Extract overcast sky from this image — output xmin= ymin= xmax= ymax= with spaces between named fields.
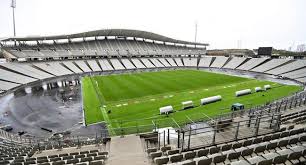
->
xmin=0 ymin=0 xmax=305 ymax=49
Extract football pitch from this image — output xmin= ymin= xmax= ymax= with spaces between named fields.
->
xmin=82 ymin=70 xmax=301 ymax=135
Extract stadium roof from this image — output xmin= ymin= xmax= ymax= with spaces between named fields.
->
xmin=1 ymin=29 xmax=209 ymax=46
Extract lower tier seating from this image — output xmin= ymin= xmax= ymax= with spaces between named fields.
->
xmin=147 ymin=127 xmax=306 ymax=165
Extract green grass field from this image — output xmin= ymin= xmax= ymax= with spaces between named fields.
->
xmin=82 ymin=70 xmax=302 ymax=135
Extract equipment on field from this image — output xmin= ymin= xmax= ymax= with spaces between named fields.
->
xmin=235 ymin=89 xmax=251 ymax=97
xmin=159 ymin=105 xmax=173 ymax=115
xmin=255 ymin=87 xmax=262 ymax=92
xmin=231 ymin=103 xmax=244 ymax=111
xmin=200 ymin=95 xmax=222 ymax=105
xmin=264 ymin=85 xmax=271 ymax=90
xmin=182 ymin=100 xmax=194 ymax=109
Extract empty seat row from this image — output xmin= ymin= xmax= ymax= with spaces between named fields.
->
xmin=159 ymin=132 xmax=306 ymax=165
xmin=148 ymin=127 xmax=306 ymax=165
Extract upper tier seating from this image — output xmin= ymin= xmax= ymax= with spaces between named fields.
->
xmin=5 ymin=39 xmax=205 ymax=58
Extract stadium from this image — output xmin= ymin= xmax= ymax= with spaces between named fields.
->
xmin=1 ymin=1 xmax=306 ymax=165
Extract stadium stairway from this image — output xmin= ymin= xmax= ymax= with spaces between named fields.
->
xmin=107 ymin=134 xmax=150 ymax=165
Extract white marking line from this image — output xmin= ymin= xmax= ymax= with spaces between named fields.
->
xmin=123 ymin=103 xmax=128 ymax=106
xmin=150 ymin=99 xmax=156 ymax=101
xmin=116 ymin=104 xmax=122 ymax=107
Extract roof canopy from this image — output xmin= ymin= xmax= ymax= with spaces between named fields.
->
xmin=1 ymin=29 xmax=209 ymax=46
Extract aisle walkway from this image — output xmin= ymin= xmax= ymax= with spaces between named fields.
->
xmin=108 ymin=135 xmax=149 ymax=165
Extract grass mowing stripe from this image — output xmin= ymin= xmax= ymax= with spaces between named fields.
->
xmin=82 ymin=70 xmax=302 ymax=131
xmin=90 ymin=77 xmax=112 ymax=125
xmin=82 ymin=77 xmax=104 ymax=124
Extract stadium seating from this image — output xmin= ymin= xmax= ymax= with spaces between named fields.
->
xmin=281 ymin=68 xmax=306 ymax=79
xmin=150 ymin=58 xmax=165 ymax=68
xmin=2 ymin=29 xmax=306 ymax=165
xmin=98 ymin=59 xmax=114 ymax=71
xmin=4 ymin=39 xmax=205 ymax=59
xmin=1 ymin=56 xmax=306 ymax=93
xmin=222 ymin=57 xmax=247 ymax=69
xmin=296 ymin=77 xmax=306 ymax=83
xmin=198 ymin=56 xmax=213 ymax=67
xmin=146 ymin=127 xmax=306 ymax=165
xmin=165 ymin=58 xmax=177 ymax=67
xmin=158 ymin=58 xmax=171 ymax=67
xmin=251 ymin=59 xmax=291 ymax=73
xmin=210 ymin=56 xmax=229 ymax=68
xmin=236 ymin=58 xmax=268 ymax=71
xmin=0 ymin=137 xmax=109 ymax=165
xmin=131 ymin=58 xmax=146 ymax=69
xmin=62 ymin=61 xmax=84 ymax=73
xmin=87 ymin=60 xmax=102 ymax=72
xmin=120 ymin=59 xmax=136 ymax=69
xmin=174 ymin=58 xmax=184 ymax=67
xmin=182 ymin=58 xmax=197 ymax=67
xmin=266 ymin=60 xmax=306 ymax=75
xmin=141 ymin=58 xmax=155 ymax=68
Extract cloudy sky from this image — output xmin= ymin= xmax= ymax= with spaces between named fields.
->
xmin=0 ymin=0 xmax=305 ymax=49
